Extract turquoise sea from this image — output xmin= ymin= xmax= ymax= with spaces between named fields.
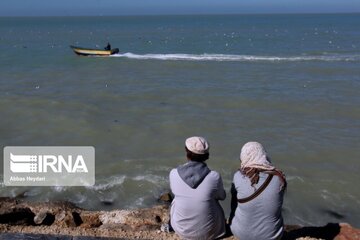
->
xmin=0 ymin=14 xmax=359 ymax=227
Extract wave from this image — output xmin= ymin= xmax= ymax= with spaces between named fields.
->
xmin=85 ymin=174 xmax=166 ymax=191
xmin=111 ymin=52 xmax=360 ymax=62
xmin=86 ymin=175 xmax=126 ymax=191
xmin=132 ymin=174 xmax=168 ymax=185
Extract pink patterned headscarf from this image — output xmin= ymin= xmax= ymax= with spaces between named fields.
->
xmin=240 ymin=141 xmax=286 ymax=190
xmin=240 ymin=142 xmax=275 ymax=171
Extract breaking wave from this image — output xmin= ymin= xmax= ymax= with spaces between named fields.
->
xmin=86 ymin=175 xmax=126 ymax=191
xmin=111 ymin=52 xmax=360 ymax=62
xmin=85 ymin=174 xmax=167 ymax=191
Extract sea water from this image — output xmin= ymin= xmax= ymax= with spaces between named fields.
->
xmin=0 ymin=14 xmax=359 ymax=227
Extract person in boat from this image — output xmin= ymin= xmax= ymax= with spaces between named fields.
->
xmin=169 ymin=136 xmax=226 ymax=240
xmin=104 ymin=42 xmax=111 ymax=50
xmin=229 ymin=141 xmax=287 ymax=240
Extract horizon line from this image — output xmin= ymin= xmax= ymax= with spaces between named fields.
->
xmin=1 ymin=11 xmax=360 ymax=18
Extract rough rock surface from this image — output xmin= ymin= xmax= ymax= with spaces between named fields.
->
xmin=0 ymin=198 xmax=359 ymax=240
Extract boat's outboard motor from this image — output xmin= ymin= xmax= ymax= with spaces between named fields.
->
xmin=111 ymin=48 xmax=120 ymax=54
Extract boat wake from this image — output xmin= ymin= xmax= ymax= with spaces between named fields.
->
xmin=111 ymin=52 xmax=360 ymax=62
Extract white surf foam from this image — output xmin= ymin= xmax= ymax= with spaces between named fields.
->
xmin=111 ymin=52 xmax=360 ymax=62
xmin=132 ymin=174 xmax=167 ymax=185
xmin=86 ymin=175 xmax=126 ymax=191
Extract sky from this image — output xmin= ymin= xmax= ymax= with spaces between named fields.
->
xmin=0 ymin=0 xmax=359 ymax=16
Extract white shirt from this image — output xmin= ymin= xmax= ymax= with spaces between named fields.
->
xmin=230 ymin=171 xmax=285 ymax=240
xmin=170 ymin=168 xmax=226 ymax=240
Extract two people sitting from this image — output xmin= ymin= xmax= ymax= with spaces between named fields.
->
xmin=169 ymin=136 xmax=287 ymax=240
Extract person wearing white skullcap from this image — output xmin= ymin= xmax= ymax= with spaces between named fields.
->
xmin=229 ymin=142 xmax=287 ymax=240
xmin=169 ymin=136 xmax=226 ymax=240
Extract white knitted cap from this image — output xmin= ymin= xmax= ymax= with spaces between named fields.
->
xmin=185 ymin=136 xmax=209 ymax=155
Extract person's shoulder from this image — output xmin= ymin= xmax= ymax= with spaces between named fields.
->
xmin=170 ymin=168 xmax=178 ymax=175
xmin=208 ymin=170 xmax=222 ymax=180
xmin=169 ymin=168 xmax=179 ymax=182
xmin=232 ymin=170 xmax=243 ymax=178
xmin=232 ymin=170 xmax=247 ymax=183
xmin=270 ymin=173 xmax=284 ymax=186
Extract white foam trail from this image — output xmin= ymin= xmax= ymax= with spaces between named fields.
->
xmin=287 ymin=175 xmax=305 ymax=183
xmin=86 ymin=175 xmax=126 ymax=191
xmin=111 ymin=52 xmax=360 ymax=62
xmin=53 ymin=186 xmax=66 ymax=192
xmin=134 ymin=197 xmax=145 ymax=207
xmin=71 ymin=193 xmax=87 ymax=204
xmin=132 ymin=174 xmax=167 ymax=185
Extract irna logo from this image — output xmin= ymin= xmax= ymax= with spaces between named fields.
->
xmin=10 ymin=153 xmax=88 ymax=173
xmin=4 ymin=146 xmax=95 ymax=186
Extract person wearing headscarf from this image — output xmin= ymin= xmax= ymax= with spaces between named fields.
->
xmin=229 ymin=142 xmax=287 ymax=240
xmin=169 ymin=136 xmax=226 ymax=240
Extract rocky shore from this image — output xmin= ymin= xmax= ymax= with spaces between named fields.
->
xmin=0 ymin=197 xmax=359 ymax=240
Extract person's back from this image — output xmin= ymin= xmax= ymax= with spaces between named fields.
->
xmin=170 ymin=136 xmax=226 ymax=240
xmin=170 ymin=168 xmax=225 ymax=240
xmin=229 ymin=141 xmax=286 ymax=240
xmin=230 ymin=171 xmax=284 ymax=240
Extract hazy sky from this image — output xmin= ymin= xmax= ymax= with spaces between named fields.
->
xmin=0 ymin=0 xmax=359 ymax=16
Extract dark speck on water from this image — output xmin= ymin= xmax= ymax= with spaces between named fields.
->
xmin=101 ymin=200 xmax=113 ymax=206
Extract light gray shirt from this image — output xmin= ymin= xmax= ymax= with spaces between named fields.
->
xmin=170 ymin=168 xmax=226 ymax=240
xmin=230 ymin=171 xmax=285 ymax=240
